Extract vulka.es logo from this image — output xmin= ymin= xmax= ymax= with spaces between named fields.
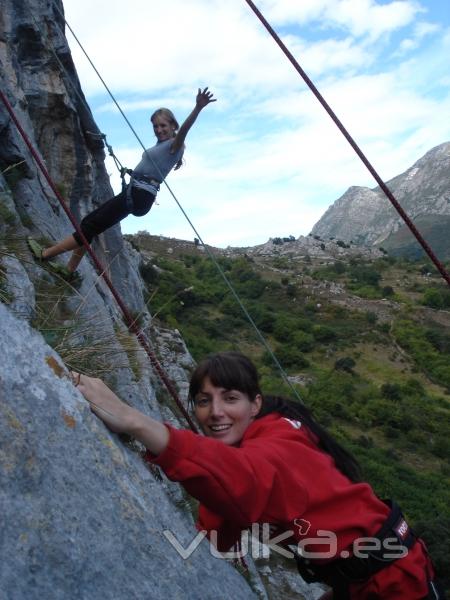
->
xmin=163 ymin=523 xmax=410 ymax=561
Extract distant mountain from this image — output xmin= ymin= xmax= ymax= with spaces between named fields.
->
xmin=311 ymin=142 xmax=450 ymax=259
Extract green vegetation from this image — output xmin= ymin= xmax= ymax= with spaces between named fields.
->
xmin=4 ymin=228 xmax=448 ymax=588
xmin=393 ymin=319 xmax=450 ymax=388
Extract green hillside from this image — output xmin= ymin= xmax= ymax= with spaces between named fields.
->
xmin=382 ymin=214 xmax=450 ymax=261
xmin=129 ymin=233 xmax=450 ymax=587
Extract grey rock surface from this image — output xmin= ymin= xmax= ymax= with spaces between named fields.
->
xmin=311 ymin=141 xmax=450 ymax=251
xmin=0 ymin=2 xmax=323 ymax=598
xmin=0 ymin=302 xmax=256 ymax=600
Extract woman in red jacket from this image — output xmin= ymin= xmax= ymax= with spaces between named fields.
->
xmin=74 ymin=351 xmax=442 ymax=600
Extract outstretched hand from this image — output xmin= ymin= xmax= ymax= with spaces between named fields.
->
xmin=70 ymin=371 xmax=170 ymax=454
xmin=196 ymin=87 xmax=216 ymax=110
xmin=71 ymin=371 xmax=133 ymax=434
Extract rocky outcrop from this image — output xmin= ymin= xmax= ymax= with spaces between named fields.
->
xmin=242 ymin=234 xmax=383 ymax=262
xmin=0 ymin=2 xmax=322 ymax=599
xmin=0 ymin=1 xmax=258 ymax=598
xmin=311 ymin=142 xmax=450 ymax=256
xmin=0 ymin=302 xmax=256 ymax=600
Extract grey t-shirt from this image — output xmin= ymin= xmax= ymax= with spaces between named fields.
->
xmin=132 ymin=139 xmax=184 ymax=194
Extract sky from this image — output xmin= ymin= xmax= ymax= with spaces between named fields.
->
xmin=61 ymin=0 xmax=450 ymax=248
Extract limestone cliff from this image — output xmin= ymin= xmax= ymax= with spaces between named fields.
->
xmin=311 ymin=142 xmax=450 ymax=259
xmin=0 ymin=2 xmax=324 ymax=599
xmin=0 ymin=0 xmax=254 ymax=597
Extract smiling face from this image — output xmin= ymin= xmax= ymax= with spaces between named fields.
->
xmin=150 ymin=108 xmax=179 ymax=143
xmin=151 ymin=114 xmax=176 ymax=142
xmin=193 ymin=377 xmax=262 ymax=446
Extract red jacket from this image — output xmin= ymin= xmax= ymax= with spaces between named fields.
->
xmin=147 ymin=413 xmax=432 ymax=598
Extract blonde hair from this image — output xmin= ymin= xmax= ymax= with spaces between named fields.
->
xmin=150 ymin=108 xmax=180 ymax=131
xmin=150 ymin=108 xmax=184 ymax=170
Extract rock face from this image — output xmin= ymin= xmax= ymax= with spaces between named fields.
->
xmin=0 ymin=2 xmax=259 ymax=598
xmin=0 ymin=2 xmax=322 ymax=599
xmin=0 ymin=303 xmax=256 ymax=600
xmin=0 ymin=0 xmax=143 ymax=312
xmin=311 ymin=142 xmax=450 ymax=257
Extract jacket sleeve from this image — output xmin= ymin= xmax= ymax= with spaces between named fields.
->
xmin=146 ymin=420 xmax=310 ymax=528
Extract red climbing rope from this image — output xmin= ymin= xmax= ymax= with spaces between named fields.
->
xmin=0 ymin=88 xmax=198 ymax=433
xmin=244 ymin=0 xmax=450 ymax=288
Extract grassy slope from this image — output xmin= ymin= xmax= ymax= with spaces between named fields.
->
xmin=130 ymin=233 xmax=450 ymax=588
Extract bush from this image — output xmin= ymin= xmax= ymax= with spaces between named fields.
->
xmin=423 ymin=287 xmax=450 ymax=309
xmin=333 ymin=261 xmax=346 ymax=274
xmin=313 ymin=325 xmax=337 ymax=342
xmin=349 ymin=265 xmax=381 ymax=287
xmin=381 ymin=383 xmax=402 ymax=401
xmin=423 ymin=288 xmax=445 ymax=308
xmin=393 ymin=320 xmax=450 ymax=388
xmin=273 ymin=317 xmax=295 ymax=343
xmin=265 ymin=346 xmax=310 ymax=370
xmin=382 ymin=286 xmax=394 ymax=297
xmin=250 ymin=305 xmax=275 ymax=333
xmin=292 ymin=331 xmax=315 ymax=352
xmin=352 ymin=285 xmax=382 ymax=299
xmin=334 ymin=357 xmax=356 ymax=373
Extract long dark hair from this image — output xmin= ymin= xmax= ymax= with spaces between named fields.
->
xmin=189 ymin=351 xmax=361 ymax=483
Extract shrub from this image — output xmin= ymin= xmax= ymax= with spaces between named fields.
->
xmin=333 ymin=261 xmax=346 ymax=274
xmin=365 ymin=311 xmax=378 ymax=324
xmin=381 ymin=383 xmax=402 ymax=401
xmin=292 ymin=331 xmax=315 ymax=352
xmin=265 ymin=346 xmax=310 ymax=370
xmin=382 ymin=286 xmax=394 ymax=297
xmin=349 ymin=265 xmax=381 ymax=287
xmin=334 ymin=357 xmax=356 ymax=373
xmin=423 ymin=288 xmax=445 ymax=309
xmin=313 ymin=325 xmax=337 ymax=343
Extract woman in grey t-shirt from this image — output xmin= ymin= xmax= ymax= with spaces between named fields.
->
xmin=28 ymin=88 xmax=216 ymax=278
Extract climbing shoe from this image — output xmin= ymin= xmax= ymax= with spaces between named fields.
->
xmin=49 ymin=262 xmax=81 ymax=284
xmin=27 ymin=237 xmax=47 ymax=261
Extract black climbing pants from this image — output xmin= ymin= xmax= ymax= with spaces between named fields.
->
xmin=73 ymin=185 xmax=155 ymax=246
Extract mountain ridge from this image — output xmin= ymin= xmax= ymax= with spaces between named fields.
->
xmin=311 ymin=141 xmax=450 ymax=259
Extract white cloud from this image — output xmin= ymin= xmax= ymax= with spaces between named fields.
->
xmin=259 ymin=0 xmax=422 ymax=40
xmin=63 ymin=0 xmax=415 ymax=97
xmin=61 ymin=0 xmax=450 ymax=248
xmin=327 ymin=0 xmax=423 ymax=40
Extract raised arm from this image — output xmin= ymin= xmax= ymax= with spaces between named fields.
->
xmin=73 ymin=372 xmax=169 ymax=455
xmin=171 ymin=87 xmax=216 ymax=154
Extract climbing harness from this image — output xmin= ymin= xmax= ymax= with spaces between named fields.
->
xmin=86 ymin=130 xmax=135 ymax=211
xmin=86 ymin=130 xmax=132 ymax=190
xmin=294 ymin=500 xmax=444 ymax=599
